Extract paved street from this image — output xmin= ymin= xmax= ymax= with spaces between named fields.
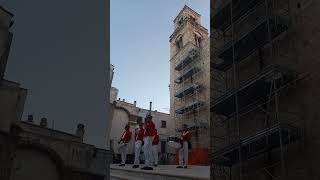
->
xmin=110 ymin=164 xmax=210 ymax=180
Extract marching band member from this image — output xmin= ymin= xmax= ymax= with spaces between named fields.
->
xmin=151 ymin=129 xmax=160 ymax=167
xmin=132 ymin=122 xmax=144 ymax=168
xmin=177 ymin=124 xmax=192 ymax=169
xmin=141 ymin=114 xmax=155 ymax=170
xmin=118 ymin=124 xmax=132 ymax=166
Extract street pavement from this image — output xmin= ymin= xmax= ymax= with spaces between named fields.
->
xmin=110 ymin=164 xmax=210 ymax=180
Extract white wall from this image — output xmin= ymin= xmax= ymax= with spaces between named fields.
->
xmin=110 ymin=108 xmax=134 ymax=154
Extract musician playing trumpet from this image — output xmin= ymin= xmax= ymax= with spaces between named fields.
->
xmin=177 ymin=124 xmax=192 ymax=169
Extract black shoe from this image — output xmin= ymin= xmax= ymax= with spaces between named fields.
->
xmin=183 ymin=166 xmax=187 ymax=168
xmin=119 ymin=164 xmax=125 ymax=167
xmin=176 ymin=166 xmax=183 ymax=168
xmin=132 ymin=165 xmax=139 ymax=168
xmin=145 ymin=167 xmax=153 ymax=170
xmin=141 ymin=166 xmax=153 ymax=170
xmin=154 ymin=164 xmax=158 ymax=167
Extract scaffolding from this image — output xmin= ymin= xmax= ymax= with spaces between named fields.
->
xmin=210 ymin=0 xmax=309 ymax=179
xmin=174 ymin=40 xmax=205 ymax=135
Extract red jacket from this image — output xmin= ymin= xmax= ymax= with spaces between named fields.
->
xmin=152 ymin=134 xmax=160 ymax=145
xmin=144 ymin=121 xmax=155 ymax=137
xmin=120 ymin=130 xmax=132 ymax=143
xmin=181 ymin=130 xmax=192 ymax=142
xmin=135 ymin=127 xmax=144 ymax=141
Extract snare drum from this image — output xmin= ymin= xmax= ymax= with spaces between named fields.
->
xmin=167 ymin=136 xmax=182 ymax=149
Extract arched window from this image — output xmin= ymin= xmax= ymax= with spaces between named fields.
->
xmin=176 ymin=35 xmax=183 ymax=50
xmin=178 ymin=17 xmax=183 ymax=26
xmin=194 ymin=32 xmax=202 ymax=47
xmin=190 ymin=15 xmax=196 ymax=23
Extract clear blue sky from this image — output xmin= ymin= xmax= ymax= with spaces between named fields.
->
xmin=111 ymin=0 xmax=209 ymax=113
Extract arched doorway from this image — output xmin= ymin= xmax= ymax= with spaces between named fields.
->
xmin=12 ymin=147 xmax=61 ymax=180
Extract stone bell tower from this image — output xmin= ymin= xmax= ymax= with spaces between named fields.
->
xmin=169 ymin=5 xmax=210 ymax=164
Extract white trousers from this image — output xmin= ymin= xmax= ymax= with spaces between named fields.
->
xmin=134 ymin=140 xmax=142 ymax=165
xmin=151 ymin=144 xmax=159 ymax=165
xmin=118 ymin=144 xmax=128 ymax=164
xmin=179 ymin=141 xmax=189 ymax=166
xmin=143 ymin=136 xmax=153 ymax=167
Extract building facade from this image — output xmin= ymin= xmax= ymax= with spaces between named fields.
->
xmin=211 ymin=0 xmax=320 ymax=179
xmin=169 ymin=5 xmax=210 ymax=165
xmin=0 ymin=6 xmax=111 ymax=180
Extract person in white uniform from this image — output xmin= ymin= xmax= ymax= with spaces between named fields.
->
xmin=118 ymin=124 xmax=132 ymax=166
xmin=151 ymin=129 xmax=160 ymax=167
xmin=177 ymin=124 xmax=192 ymax=169
xmin=132 ymin=122 xmax=144 ymax=168
xmin=141 ymin=114 xmax=155 ymax=170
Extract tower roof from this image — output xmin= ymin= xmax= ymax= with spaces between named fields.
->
xmin=173 ymin=5 xmax=201 ymax=23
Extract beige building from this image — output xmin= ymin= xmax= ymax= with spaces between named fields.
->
xmin=0 ymin=6 xmax=111 ymax=180
xmin=211 ymin=0 xmax=320 ymax=179
xmin=110 ymin=92 xmax=175 ymax=164
xmin=169 ymin=5 xmax=210 ymax=164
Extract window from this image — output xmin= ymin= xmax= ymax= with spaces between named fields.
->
xmin=161 ymin=141 xmax=166 ymax=153
xmin=178 ymin=17 xmax=183 ymax=26
xmin=190 ymin=16 xmax=196 ymax=23
xmin=176 ymin=36 xmax=183 ymax=50
xmin=161 ymin=120 xmax=166 ymax=128
xmin=195 ymin=33 xmax=202 ymax=47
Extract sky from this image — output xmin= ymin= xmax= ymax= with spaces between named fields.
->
xmin=1 ymin=0 xmax=109 ymax=148
xmin=110 ymin=0 xmax=210 ymax=113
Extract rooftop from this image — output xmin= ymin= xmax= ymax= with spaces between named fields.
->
xmin=173 ymin=5 xmax=201 ymax=23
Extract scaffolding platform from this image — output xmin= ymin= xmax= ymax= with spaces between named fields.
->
xmin=212 ymin=19 xmax=288 ymax=71
xmin=175 ymin=48 xmax=200 ymax=71
xmin=211 ymin=66 xmax=296 ymax=118
xmin=212 ymin=123 xmax=301 ymax=167
xmin=175 ymin=100 xmax=205 ymax=114
xmin=175 ymin=66 xmax=200 ymax=84
xmin=175 ymin=83 xmax=201 ymax=98
xmin=211 ymin=0 xmax=265 ymax=31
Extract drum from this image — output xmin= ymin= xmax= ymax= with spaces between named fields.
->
xmin=167 ymin=136 xmax=182 ymax=149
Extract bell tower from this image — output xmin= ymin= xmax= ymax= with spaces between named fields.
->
xmin=169 ymin=5 xmax=210 ymax=165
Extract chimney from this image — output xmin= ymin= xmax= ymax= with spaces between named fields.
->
xmin=118 ymin=98 xmax=121 ymax=101
xmin=76 ymin=123 xmax=85 ymax=142
xmin=40 ymin=117 xmax=48 ymax=128
xmin=134 ymin=100 xmax=137 ymax=106
xmin=149 ymin=101 xmax=152 ymax=114
xmin=27 ymin=115 xmax=34 ymax=123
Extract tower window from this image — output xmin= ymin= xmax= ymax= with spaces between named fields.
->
xmin=190 ymin=16 xmax=196 ymax=23
xmin=195 ymin=33 xmax=202 ymax=47
xmin=178 ymin=17 xmax=183 ymax=26
xmin=176 ymin=36 xmax=183 ymax=49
